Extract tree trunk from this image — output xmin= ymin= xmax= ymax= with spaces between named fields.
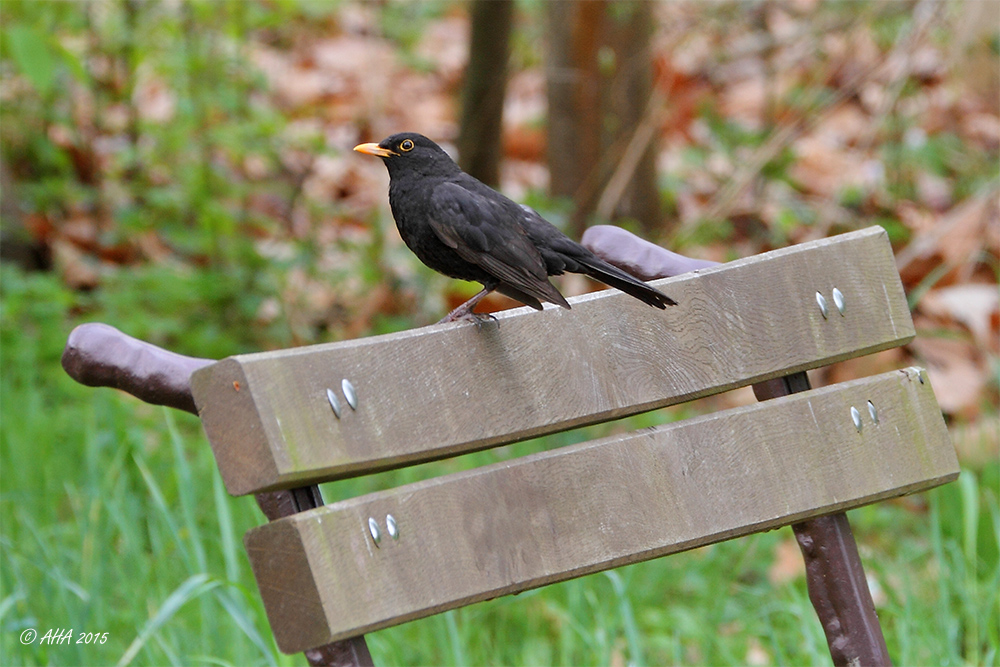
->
xmin=546 ymin=0 xmax=661 ymax=237
xmin=457 ymin=0 xmax=515 ymax=187
xmin=602 ymin=1 xmax=659 ymax=233
xmin=546 ymin=0 xmax=604 ymax=231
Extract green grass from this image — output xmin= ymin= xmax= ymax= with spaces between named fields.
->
xmin=1 ymin=265 xmax=997 ymax=666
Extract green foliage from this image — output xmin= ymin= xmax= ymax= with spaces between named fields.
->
xmin=4 ymin=25 xmax=58 ymax=97
xmin=1 ymin=0 xmax=306 ymax=274
xmin=0 ymin=266 xmax=287 ymax=666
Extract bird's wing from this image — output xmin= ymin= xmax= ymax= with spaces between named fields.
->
xmin=428 ymin=181 xmax=569 ymax=308
xmin=519 ymin=204 xmax=675 ymax=308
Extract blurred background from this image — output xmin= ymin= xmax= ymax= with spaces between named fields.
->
xmin=1 ymin=1 xmax=997 ymax=665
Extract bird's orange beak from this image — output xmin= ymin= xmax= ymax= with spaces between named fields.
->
xmin=353 ymin=143 xmax=397 ymax=158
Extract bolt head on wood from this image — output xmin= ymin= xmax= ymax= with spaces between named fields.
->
xmin=327 ymin=388 xmax=342 ymax=419
xmin=867 ymin=400 xmax=879 ymax=424
xmin=816 ymin=292 xmax=829 ymax=319
xmin=832 ymin=287 xmax=846 ymax=315
xmin=342 ymin=379 xmax=358 ymax=410
xmin=851 ymin=406 xmax=863 ymax=433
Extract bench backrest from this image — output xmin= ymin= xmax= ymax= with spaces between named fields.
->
xmin=190 ymin=226 xmax=958 ymax=653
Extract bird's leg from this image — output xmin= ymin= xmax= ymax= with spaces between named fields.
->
xmin=437 ymin=286 xmax=498 ymax=325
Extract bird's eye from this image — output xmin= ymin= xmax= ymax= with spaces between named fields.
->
xmin=399 ymin=139 xmax=414 ymax=152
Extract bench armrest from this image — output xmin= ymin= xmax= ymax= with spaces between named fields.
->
xmin=582 ymin=224 xmax=718 ymax=280
xmin=62 ymin=323 xmax=213 ymax=415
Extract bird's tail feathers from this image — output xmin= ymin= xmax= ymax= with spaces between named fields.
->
xmin=577 ymin=256 xmax=677 ymax=308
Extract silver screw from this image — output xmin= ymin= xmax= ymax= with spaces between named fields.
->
xmin=368 ymin=517 xmax=381 ymax=546
xmin=386 ymin=514 xmax=398 ymax=540
xmin=867 ymin=400 xmax=879 ymax=424
xmin=342 ymin=379 xmax=358 ymax=410
xmin=816 ymin=292 xmax=829 ymax=319
xmin=832 ymin=288 xmax=845 ymax=316
xmin=851 ymin=406 xmax=863 ymax=433
xmin=326 ymin=388 xmax=342 ymax=419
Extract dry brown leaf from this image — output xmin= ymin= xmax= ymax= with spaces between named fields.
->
xmin=503 ymin=70 xmax=546 ymax=129
xmin=910 ymin=336 xmax=988 ymax=417
xmin=414 ymin=15 xmax=468 ymax=87
xmin=961 ymin=113 xmax=1000 ymax=151
xmin=896 ymin=200 xmax=937 ymax=235
xmin=255 ymin=297 xmax=282 ymax=326
xmin=313 ymin=36 xmax=398 ymax=101
xmin=867 ymin=573 xmax=888 ymax=608
xmin=51 ymin=238 xmax=100 ymax=290
xmin=386 ymin=73 xmax=457 ymax=140
xmin=765 ymin=5 xmax=799 ymax=41
xmin=499 ymin=159 xmax=548 ymax=202
xmin=746 ymin=637 xmax=771 ymax=666
xmin=716 ymin=386 xmax=758 ymax=410
xmin=915 ymin=171 xmax=953 ymax=211
xmin=935 ymin=195 xmax=994 ymax=276
xmin=263 ymin=54 xmax=330 ymax=107
xmin=133 ymin=70 xmax=175 ymax=123
xmin=819 ymin=348 xmax=909 ymax=387
xmin=609 ymin=642 xmax=626 ymax=667
xmin=719 ymin=77 xmax=768 ymax=131
xmin=815 ymin=103 xmax=870 ymax=147
xmin=502 ymin=126 xmax=545 ymax=163
xmin=896 ymin=191 xmax=998 ymax=287
xmin=790 ymin=134 xmax=879 ymax=198
xmin=920 ymin=284 xmax=1000 ymax=353
xmin=134 ymin=231 xmax=173 ymax=264
xmin=768 ymin=537 xmax=804 ymax=585
xmin=60 ymin=214 xmax=98 ymax=248
xmin=949 ymin=419 xmax=1000 ymax=469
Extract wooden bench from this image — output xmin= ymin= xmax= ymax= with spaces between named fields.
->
xmin=62 ymin=225 xmax=958 ymax=666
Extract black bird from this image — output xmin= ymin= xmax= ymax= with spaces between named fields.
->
xmin=354 ymin=132 xmax=676 ymax=323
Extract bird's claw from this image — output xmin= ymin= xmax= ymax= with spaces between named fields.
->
xmin=437 ymin=310 xmax=499 ymax=329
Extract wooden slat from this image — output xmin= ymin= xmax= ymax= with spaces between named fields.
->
xmin=192 ymin=226 xmax=914 ymax=495
xmin=245 ymin=368 xmax=957 ymax=653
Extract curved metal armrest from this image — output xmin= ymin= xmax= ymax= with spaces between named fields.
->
xmin=582 ymin=225 xmax=718 ymax=280
xmin=62 ymin=323 xmax=213 ymax=415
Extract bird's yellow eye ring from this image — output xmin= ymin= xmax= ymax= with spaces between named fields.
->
xmin=399 ymin=139 xmax=414 ymax=152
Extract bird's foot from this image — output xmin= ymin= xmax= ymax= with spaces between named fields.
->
xmin=437 ymin=287 xmax=498 ymax=328
xmin=436 ymin=309 xmax=498 ymax=328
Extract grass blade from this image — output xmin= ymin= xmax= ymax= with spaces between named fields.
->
xmin=133 ymin=454 xmax=194 ymax=573
xmin=212 ymin=470 xmax=239 ymax=584
xmin=604 ymin=570 xmax=644 ymax=667
xmin=116 ymin=573 xmax=220 ymax=667
xmin=165 ymin=409 xmax=207 ymax=572
xmin=213 ymin=587 xmax=275 ymax=662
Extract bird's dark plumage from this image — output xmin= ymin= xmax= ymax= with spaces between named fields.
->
xmin=354 ymin=132 xmax=676 ymax=322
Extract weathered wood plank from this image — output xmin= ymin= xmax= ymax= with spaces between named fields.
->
xmin=192 ymin=226 xmax=914 ymax=495
xmin=245 ymin=368 xmax=957 ymax=653
xmin=754 ymin=373 xmax=891 ymax=667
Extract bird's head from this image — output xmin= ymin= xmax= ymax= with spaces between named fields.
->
xmin=353 ymin=132 xmax=459 ymax=179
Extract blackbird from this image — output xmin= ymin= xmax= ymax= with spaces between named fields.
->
xmin=354 ymin=132 xmax=676 ymax=323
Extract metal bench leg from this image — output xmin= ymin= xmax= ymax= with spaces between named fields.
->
xmin=257 ymin=487 xmax=374 ymax=667
xmin=753 ymin=373 xmax=891 ymax=667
